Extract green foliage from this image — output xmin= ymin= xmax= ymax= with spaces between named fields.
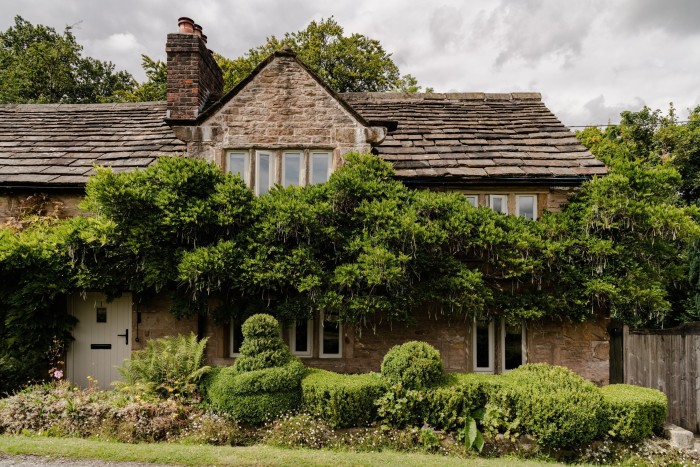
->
xmin=113 ymin=55 xmax=166 ymax=102
xmin=208 ymin=315 xmax=304 ymax=423
xmin=376 ymin=372 xmax=495 ymax=430
xmin=301 ymin=369 xmax=385 ymax=428
xmin=116 ymin=333 xmax=210 ymax=400
xmin=0 ymin=221 xmax=78 ymax=394
xmin=485 ymin=364 xmax=604 ymax=448
xmin=215 ymin=17 xmax=425 ymax=93
xmin=600 ymin=384 xmax=667 ymax=441
xmin=380 ymin=341 xmax=444 ymax=389
xmin=0 ymin=16 xmax=134 ymax=103
xmin=215 ymin=360 xmax=306 ymax=395
xmin=575 ymin=108 xmax=700 ymax=326
xmin=232 ymin=314 xmax=293 ymax=372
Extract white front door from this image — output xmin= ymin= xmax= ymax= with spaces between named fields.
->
xmin=67 ymin=292 xmax=132 ymax=389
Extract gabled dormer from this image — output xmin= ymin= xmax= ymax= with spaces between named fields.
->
xmin=165 ymin=22 xmax=386 ymax=194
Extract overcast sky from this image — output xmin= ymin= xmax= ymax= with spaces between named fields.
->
xmin=2 ymin=0 xmax=699 ymax=127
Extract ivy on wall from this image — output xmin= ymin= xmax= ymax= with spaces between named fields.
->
xmin=0 ymin=151 xmax=697 ymax=393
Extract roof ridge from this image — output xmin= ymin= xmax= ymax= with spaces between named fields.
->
xmin=0 ymin=102 xmax=167 ymax=111
xmin=341 ymin=92 xmax=542 ymax=102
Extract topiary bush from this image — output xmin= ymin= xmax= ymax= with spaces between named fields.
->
xmin=600 ymin=384 xmax=667 ymax=441
xmin=232 ymin=314 xmax=292 ymax=373
xmin=380 ymin=341 xmax=444 ymax=389
xmin=208 ymin=314 xmax=305 ymax=423
xmin=301 ymin=369 xmax=385 ymax=428
xmin=484 ymin=364 xmax=604 ymax=448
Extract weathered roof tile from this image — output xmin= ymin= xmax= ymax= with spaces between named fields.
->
xmin=0 ymin=102 xmax=184 ymax=186
xmin=343 ymin=92 xmax=605 ymax=182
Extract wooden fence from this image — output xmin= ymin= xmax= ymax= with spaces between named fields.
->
xmin=624 ymin=322 xmax=700 ymax=433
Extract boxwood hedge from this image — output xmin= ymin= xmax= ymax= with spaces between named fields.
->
xmin=600 ymin=384 xmax=667 ymax=441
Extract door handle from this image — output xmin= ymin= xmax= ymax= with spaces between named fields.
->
xmin=117 ymin=329 xmax=129 ymax=345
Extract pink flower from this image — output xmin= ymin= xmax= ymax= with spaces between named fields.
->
xmin=53 ymin=370 xmax=63 ymax=379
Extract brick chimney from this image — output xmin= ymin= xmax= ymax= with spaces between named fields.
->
xmin=165 ymin=17 xmax=223 ymax=120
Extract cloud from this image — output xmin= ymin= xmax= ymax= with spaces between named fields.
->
xmin=617 ymin=0 xmax=700 ymax=37
xmin=429 ymin=6 xmax=465 ymax=51
xmin=555 ymin=95 xmax=647 ymax=128
xmin=474 ymin=0 xmax=598 ymax=68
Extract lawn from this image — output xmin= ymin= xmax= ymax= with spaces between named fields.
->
xmin=0 ymin=435 xmax=570 ymax=466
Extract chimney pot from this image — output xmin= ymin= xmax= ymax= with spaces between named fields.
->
xmin=178 ymin=17 xmax=195 ymax=34
xmin=193 ymin=24 xmax=203 ymax=38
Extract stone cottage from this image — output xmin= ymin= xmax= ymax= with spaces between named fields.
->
xmin=0 ymin=18 xmax=609 ymax=388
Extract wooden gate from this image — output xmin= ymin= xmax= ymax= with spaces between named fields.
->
xmin=624 ymin=323 xmax=700 ymax=432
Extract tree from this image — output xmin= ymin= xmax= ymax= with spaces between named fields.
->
xmin=0 ymin=16 xmax=134 ymax=104
xmin=215 ymin=18 xmax=426 ymax=93
xmin=114 ymin=55 xmax=167 ymax=102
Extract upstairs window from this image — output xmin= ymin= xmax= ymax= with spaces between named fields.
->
xmin=282 ymin=152 xmax=302 ymax=187
xmin=227 ymin=152 xmax=249 ymax=183
xmin=310 ymin=152 xmax=331 ymax=184
xmin=516 ymin=195 xmax=537 ymax=220
xmin=227 ymin=150 xmax=332 ymax=193
xmin=464 ymin=195 xmax=478 ymax=207
xmin=256 ymin=151 xmax=274 ymax=195
xmin=487 ymin=194 xmax=508 ymax=214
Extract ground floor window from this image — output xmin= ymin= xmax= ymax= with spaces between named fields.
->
xmin=230 ymin=313 xmax=342 ymax=359
xmin=472 ymin=319 xmax=526 ymax=373
xmin=319 ymin=311 xmax=342 ymax=358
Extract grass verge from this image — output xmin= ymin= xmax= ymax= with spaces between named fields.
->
xmin=0 ymin=434 xmax=567 ymax=466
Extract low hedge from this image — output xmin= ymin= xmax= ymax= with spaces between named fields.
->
xmin=302 ymin=369 xmax=385 ymax=428
xmin=485 ymin=364 xmax=604 ymax=448
xmin=600 ymin=384 xmax=667 ymax=441
xmin=208 ymin=360 xmax=305 ymax=423
xmin=377 ymin=373 xmax=498 ymax=430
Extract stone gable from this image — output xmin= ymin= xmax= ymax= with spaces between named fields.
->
xmin=173 ymin=54 xmax=384 ymax=168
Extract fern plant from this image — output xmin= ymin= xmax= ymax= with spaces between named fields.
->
xmin=116 ymin=333 xmax=210 ymax=400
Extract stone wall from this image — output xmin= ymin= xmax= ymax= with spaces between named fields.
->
xmin=0 ymin=192 xmax=83 ymax=224
xmin=197 ymin=307 xmax=610 ymax=382
xmin=131 ymin=294 xmax=197 ymax=351
xmin=527 ymin=315 xmax=610 ymax=385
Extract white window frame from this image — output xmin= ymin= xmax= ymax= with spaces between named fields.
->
xmin=289 ymin=319 xmax=313 ymax=357
xmin=488 ymin=194 xmax=509 ymax=214
xmin=464 ymin=195 xmax=478 ymax=207
xmin=226 ymin=151 xmax=249 ymax=185
xmin=515 ymin=195 xmax=538 ymax=220
xmin=319 ymin=311 xmax=342 ymax=358
xmin=255 ymin=150 xmax=275 ymax=195
xmin=282 ymin=151 xmax=303 ymax=187
xmin=230 ymin=321 xmax=243 ymax=357
xmin=310 ymin=151 xmax=332 ymax=185
xmin=501 ymin=320 xmax=526 ymax=372
xmin=473 ymin=319 xmax=495 ymax=374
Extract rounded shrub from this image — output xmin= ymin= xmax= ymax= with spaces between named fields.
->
xmin=491 ymin=364 xmax=604 ymax=448
xmin=380 ymin=341 xmax=444 ymax=389
xmin=601 ymin=384 xmax=667 ymax=441
xmin=241 ymin=313 xmax=280 ymax=340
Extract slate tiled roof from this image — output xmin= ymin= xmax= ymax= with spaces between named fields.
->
xmin=342 ymin=92 xmax=606 ymax=183
xmin=0 ymin=93 xmax=604 ymax=189
xmin=0 ymin=102 xmax=184 ymax=187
